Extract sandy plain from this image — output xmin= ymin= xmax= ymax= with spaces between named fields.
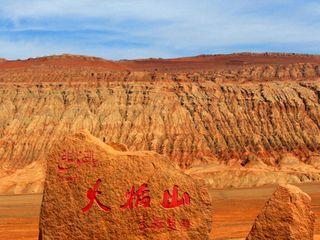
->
xmin=1 ymin=183 xmax=320 ymax=240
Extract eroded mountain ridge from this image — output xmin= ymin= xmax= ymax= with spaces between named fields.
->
xmin=0 ymin=53 xmax=320 ymax=194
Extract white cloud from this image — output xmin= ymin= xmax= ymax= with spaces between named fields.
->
xmin=0 ymin=0 xmax=319 ymax=59
xmin=0 ymin=0 xmax=194 ymax=21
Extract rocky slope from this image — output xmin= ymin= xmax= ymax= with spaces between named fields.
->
xmin=0 ymin=53 xmax=320 ymax=194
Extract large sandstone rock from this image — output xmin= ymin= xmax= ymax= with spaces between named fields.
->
xmin=246 ymin=184 xmax=315 ymax=240
xmin=39 ymin=131 xmax=212 ymax=240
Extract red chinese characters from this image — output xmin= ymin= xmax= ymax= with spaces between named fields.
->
xmin=82 ymin=180 xmax=191 ymax=215
xmin=167 ymin=217 xmax=176 ymax=230
xmin=121 ymin=183 xmax=151 ymax=210
xmin=77 ymin=150 xmax=97 ymax=166
xmin=161 ymin=185 xmax=191 ymax=208
xmin=180 ymin=219 xmax=191 ymax=229
xmin=57 ymin=165 xmax=71 ymax=174
xmin=81 ymin=180 xmax=193 ymax=232
xmin=82 ymin=179 xmax=111 ymax=212
xmin=57 ymin=150 xmax=97 ymax=173
xmin=139 ymin=215 xmax=148 ymax=231
xmin=139 ymin=216 xmax=191 ymax=232
xmin=57 ymin=150 xmax=98 ymax=183
xmin=57 ymin=150 xmax=72 ymax=173
xmin=151 ymin=217 xmax=165 ymax=230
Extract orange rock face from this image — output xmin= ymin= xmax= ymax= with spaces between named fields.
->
xmin=246 ymin=184 xmax=315 ymax=240
xmin=1 ymin=53 xmax=320 ymax=194
xmin=39 ymin=131 xmax=213 ymax=240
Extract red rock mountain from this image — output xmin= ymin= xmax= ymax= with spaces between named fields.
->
xmin=0 ymin=52 xmax=320 ymax=194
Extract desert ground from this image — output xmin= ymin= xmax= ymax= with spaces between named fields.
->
xmin=1 ymin=183 xmax=320 ymax=240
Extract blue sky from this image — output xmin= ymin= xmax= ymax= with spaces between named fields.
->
xmin=0 ymin=0 xmax=320 ymax=60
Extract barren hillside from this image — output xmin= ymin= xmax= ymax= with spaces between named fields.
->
xmin=1 ymin=53 xmax=320 ymax=194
